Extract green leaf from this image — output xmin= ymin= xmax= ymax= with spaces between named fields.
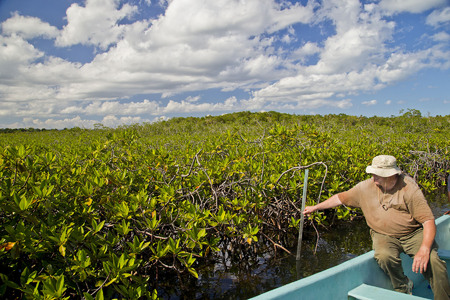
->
xmin=0 ymin=273 xmax=20 ymax=289
xmin=0 ymin=284 xmax=6 ymax=297
xmin=197 ymin=228 xmax=207 ymax=239
xmin=95 ymin=288 xmax=104 ymax=300
xmin=20 ymin=267 xmax=37 ymax=286
xmin=187 ymin=267 xmax=198 ymax=279
xmin=97 ymin=220 xmax=105 ymax=231
xmin=104 ymin=277 xmax=118 ymax=287
xmin=83 ymin=292 xmax=95 ymax=300
xmin=59 ymin=245 xmax=66 ymax=257
xmin=56 ymin=275 xmax=65 ymax=296
xmin=17 ymin=194 xmax=32 ymax=211
xmin=118 ymin=253 xmax=125 ymax=269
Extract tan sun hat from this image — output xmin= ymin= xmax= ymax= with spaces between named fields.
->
xmin=365 ymin=155 xmax=402 ymax=177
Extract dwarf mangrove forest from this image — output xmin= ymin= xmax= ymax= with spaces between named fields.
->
xmin=0 ymin=111 xmax=449 ymax=299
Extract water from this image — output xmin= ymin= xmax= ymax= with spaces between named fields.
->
xmin=162 ymin=191 xmax=450 ymax=299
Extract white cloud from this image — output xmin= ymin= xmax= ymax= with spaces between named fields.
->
xmin=379 ymin=0 xmax=448 ymax=14
xmin=162 ymin=96 xmax=240 ymax=113
xmin=57 ymin=96 xmax=240 ymax=118
xmin=1 ymin=13 xmax=59 ymax=39
xmin=312 ymin=25 xmax=393 ymax=74
xmin=379 ymin=44 xmax=450 ymax=79
xmin=427 ymin=7 xmax=450 ymax=27
xmin=146 ymin=0 xmax=314 ymax=47
xmin=431 ymin=31 xmax=450 ymax=42
xmin=250 ymin=70 xmax=374 ymax=107
xmin=20 ymin=116 xmax=96 ymax=129
xmin=32 ymin=0 xmax=315 ymax=102
xmin=0 ymin=34 xmax=43 ymax=77
xmin=310 ymin=0 xmax=396 ymax=74
xmin=0 ymin=0 xmax=449 ymax=128
xmin=298 ymin=42 xmax=321 ymax=56
xmin=88 ymin=100 xmax=161 ymax=115
xmin=0 ymin=52 xmax=82 ymax=101
xmin=56 ymin=0 xmax=138 ymax=49
xmin=0 ymin=0 xmax=418 ymax=107
xmin=12 ymin=114 xmax=162 ymax=129
xmin=101 ymin=115 xmax=148 ymax=127
xmin=292 ymin=42 xmax=321 ymax=63
xmin=362 ymin=99 xmax=377 ymax=106
xmin=185 ymin=96 xmax=200 ymax=103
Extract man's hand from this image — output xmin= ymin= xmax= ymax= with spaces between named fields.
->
xmin=412 ymin=246 xmax=430 ymax=273
xmin=303 ymin=206 xmax=317 ymax=216
xmin=302 ymin=194 xmax=343 ymax=216
xmin=412 ymin=219 xmax=436 ymax=274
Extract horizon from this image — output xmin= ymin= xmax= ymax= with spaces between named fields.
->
xmin=1 ymin=109 xmax=448 ymax=131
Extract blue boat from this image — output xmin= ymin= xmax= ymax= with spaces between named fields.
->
xmin=250 ymin=215 xmax=450 ymax=300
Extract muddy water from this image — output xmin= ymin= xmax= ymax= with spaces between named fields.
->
xmin=164 ymin=191 xmax=450 ymax=299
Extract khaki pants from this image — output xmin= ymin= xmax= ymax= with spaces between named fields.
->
xmin=371 ymin=228 xmax=450 ymax=300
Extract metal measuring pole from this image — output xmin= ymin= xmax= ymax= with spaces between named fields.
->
xmin=296 ymin=169 xmax=309 ymax=261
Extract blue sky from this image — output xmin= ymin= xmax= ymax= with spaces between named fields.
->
xmin=0 ymin=0 xmax=449 ymax=129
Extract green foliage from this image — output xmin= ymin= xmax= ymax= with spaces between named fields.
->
xmin=0 ymin=111 xmax=449 ymax=297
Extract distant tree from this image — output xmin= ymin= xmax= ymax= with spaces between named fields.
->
xmin=399 ymin=108 xmax=422 ymax=118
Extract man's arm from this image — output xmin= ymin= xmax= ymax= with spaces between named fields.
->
xmin=303 ymin=194 xmax=343 ymax=215
xmin=412 ymin=219 xmax=436 ymax=274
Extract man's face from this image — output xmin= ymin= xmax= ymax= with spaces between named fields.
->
xmin=373 ymin=175 xmax=387 ymax=188
xmin=373 ymin=174 xmax=396 ymax=189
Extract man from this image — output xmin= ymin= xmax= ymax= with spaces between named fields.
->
xmin=303 ymin=155 xmax=450 ymax=299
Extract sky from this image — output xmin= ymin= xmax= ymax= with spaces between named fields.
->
xmin=0 ymin=0 xmax=449 ymax=129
